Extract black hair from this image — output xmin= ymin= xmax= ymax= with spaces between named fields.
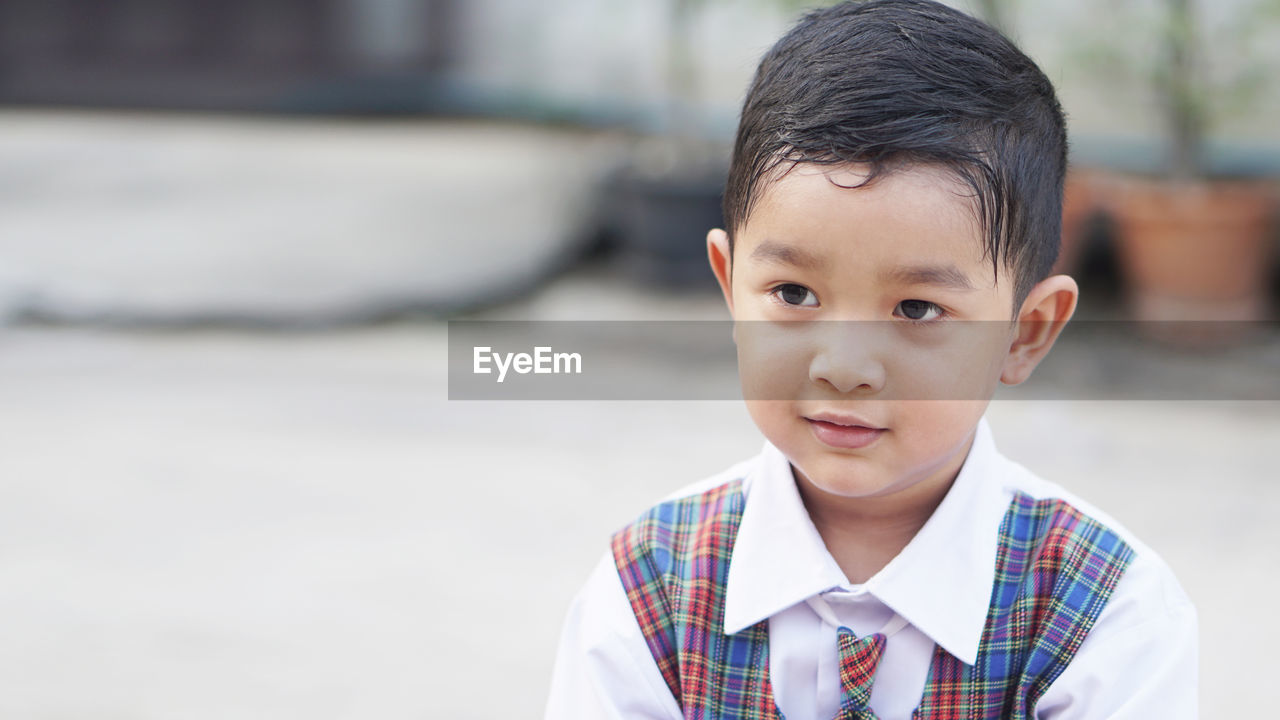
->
xmin=723 ymin=0 xmax=1067 ymax=306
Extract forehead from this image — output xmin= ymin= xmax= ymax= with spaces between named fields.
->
xmin=740 ymin=162 xmax=991 ymax=274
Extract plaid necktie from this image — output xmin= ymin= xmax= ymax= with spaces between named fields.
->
xmin=834 ymin=626 xmax=886 ymax=720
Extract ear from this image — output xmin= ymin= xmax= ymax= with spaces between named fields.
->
xmin=1000 ymin=274 xmax=1078 ymax=386
xmin=706 ymin=228 xmax=734 ymax=315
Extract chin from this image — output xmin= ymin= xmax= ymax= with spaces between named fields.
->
xmin=789 ymin=453 xmax=905 ymax=498
xmin=803 ymin=461 xmax=906 ymax=497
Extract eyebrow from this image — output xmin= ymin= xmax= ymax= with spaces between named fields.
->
xmin=882 ymin=264 xmax=977 ymax=291
xmin=749 ymin=240 xmax=977 ymax=291
xmin=749 ymin=240 xmax=824 ymax=271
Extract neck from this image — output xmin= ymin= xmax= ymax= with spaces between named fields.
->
xmin=795 ymin=436 xmax=974 ymax=584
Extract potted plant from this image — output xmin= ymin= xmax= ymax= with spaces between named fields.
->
xmin=613 ymin=0 xmax=846 ymax=288
xmin=610 ymin=0 xmax=734 ymax=289
xmin=1089 ymin=0 xmax=1280 ymax=334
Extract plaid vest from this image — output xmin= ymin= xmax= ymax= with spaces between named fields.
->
xmin=611 ymin=479 xmax=1134 ymax=719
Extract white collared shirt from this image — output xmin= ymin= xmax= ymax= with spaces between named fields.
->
xmin=546 ymin=419 xmax=1198 ymax=719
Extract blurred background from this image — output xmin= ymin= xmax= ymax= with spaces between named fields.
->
xmin=0 ymin=0 xmax=1277 ymax=717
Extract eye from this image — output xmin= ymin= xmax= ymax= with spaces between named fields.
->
xmin=770 ymin=283 xmax=818 ymax=307
xmin=895 ymin=299 xmax=944 ymax=322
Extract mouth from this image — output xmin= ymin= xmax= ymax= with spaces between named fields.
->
xmin=803 ymin=413 xmax=886 ymax=450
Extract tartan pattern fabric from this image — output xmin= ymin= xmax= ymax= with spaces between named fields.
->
xmin=612 ymin=482 xmax=1134 ymax=720
xmin=911 ymin=492 xmax=1136 ymax=719
xmin=836 ymin=628 xmax=886 ymax=720
xmin=611 ymin=479 xmax=780 ymax=719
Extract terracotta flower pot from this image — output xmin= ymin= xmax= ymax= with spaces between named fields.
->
xmin=1052 ymin=168 xmax=1102 ymax=276
xmin=1105 ymin=175 xmax=1278 ymax=342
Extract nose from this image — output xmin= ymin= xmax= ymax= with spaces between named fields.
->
xmin=808 ymin=322 xmax=887 ymax=394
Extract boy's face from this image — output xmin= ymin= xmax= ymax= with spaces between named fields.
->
xmin=708 ymin=163 xmax=1050 ymax=505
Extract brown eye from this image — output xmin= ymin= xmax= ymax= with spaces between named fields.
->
xmin=896 ymin=299 xmax=942 ymax=321
xmin=773 ymin=284 xmax=818 ymax=307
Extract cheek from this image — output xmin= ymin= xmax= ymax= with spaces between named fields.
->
xmin=743 ymin=400 xmax=794 ymax=442
xmin=888 ymin=324 xmax=1010 ymax=400
xmin=896 ymin=400 xmax=987 ymax=436
xmin=890 ymin=400 xmax=990 ymax=471
xmin=735 ymin=322 xmax=813 ymax=401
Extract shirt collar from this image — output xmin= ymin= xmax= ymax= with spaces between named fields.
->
xmin=723 ymin=417 xmax=1010 ymax=666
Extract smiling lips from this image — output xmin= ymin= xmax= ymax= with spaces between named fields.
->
xmin=804 ymin=413 xmax=887 ymax=449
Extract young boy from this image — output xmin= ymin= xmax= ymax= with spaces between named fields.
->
xmin=547 ymin=1 xmax=1197 ymax=718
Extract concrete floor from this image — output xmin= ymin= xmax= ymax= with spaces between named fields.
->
xmin=1 ymin=266 xmax=1276 ymax=718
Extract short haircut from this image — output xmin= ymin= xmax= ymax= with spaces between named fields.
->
xmin=722 ymin=0 xmax=1068 ymax=306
